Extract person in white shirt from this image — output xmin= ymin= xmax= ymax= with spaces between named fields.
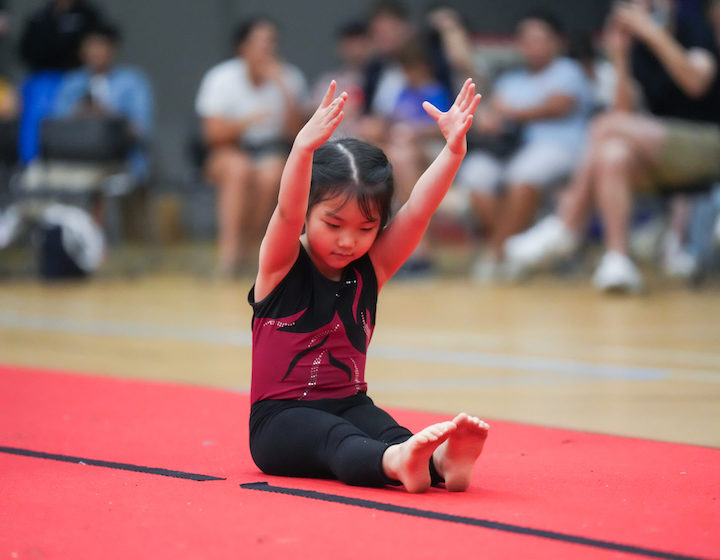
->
xmin=195 ymin=17 xmax=308 ymax=275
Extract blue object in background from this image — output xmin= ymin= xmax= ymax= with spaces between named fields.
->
xmin=19 ymin=71 xmax=64 ymax=163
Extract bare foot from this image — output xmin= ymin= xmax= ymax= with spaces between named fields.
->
xmin=434 ymin=413 xmax=489 ymax=492
xmin=382 ymin=421 xmax=456 ymax=493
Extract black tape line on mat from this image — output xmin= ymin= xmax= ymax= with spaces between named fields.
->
xmin=240 ymin=482 xmax=709 ymax=560
xmin=0 ymin=446 xmax=225 ymax=481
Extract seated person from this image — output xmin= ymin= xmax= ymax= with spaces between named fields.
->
xmin=454 ymin=9 xmax=593 ymax=281
xmin=505 ymin=0 xmax=720 ymax=293
xmin=30 ymin=22 xmax=153 ymax=230
xmin=195 ymin=16 xmax=307 ymax=276
xmin=19 ymin=0 xmax=104 ymax=72
xmin=50 ymin=21 xmax=153 ymax=186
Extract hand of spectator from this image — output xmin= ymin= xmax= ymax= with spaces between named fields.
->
xmin=260 ymin=58 xmax=287 ymax=84
xmin=294 ymin=80 xmax=347 ymax=151
xmin=427 ymin=7 xmax=464 ymax=34
xmin=423 ymin=78 xmax=480 ymax=155
xmin=611 ymin=1 xmax=659 ymax=42
xmin=491 ymin=96 xmax=517 ymax=122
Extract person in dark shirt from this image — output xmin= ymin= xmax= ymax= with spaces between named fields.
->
xmin=19 ymin=0 xmax=103 ymax=71
xmin=505 ymin=0 xmax=720 ymax=293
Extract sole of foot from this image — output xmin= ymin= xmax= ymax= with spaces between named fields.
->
xmin=383 ymin=421 xmax=456 ymax=493
xmin=435 ymin=413 xmax=489 ymax=492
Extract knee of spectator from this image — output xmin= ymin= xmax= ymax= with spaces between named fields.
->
xmin=595 ymin=136 xmax=634 ymax=170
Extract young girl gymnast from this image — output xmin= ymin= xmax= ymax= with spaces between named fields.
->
xmin=248 ymin=79 xmax=488 ymax=493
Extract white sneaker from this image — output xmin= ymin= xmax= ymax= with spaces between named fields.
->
xmin=592 ymin=251 xmax=644 ymax=293
xmin=662 ymin=231 xmax=698 ymax=279
xmin=505 ymin=215 xmax=580 ymax=271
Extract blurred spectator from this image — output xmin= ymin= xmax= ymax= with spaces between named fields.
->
xmin=310 ymin=20 xmax=371 ymax=137
xmin=506 ymin=0 xmax=720 ymax=293
xmin=424 ymin=4 xmax=487 ymax=91
xmin=362 ymin=0 xmax=417 ymax=118
xmin=19 ymin=0 xmax=104 ymax=72
xmin=384 ymin=41 xmax=451 ymax=204
xmin=455 ymin=9 xmax=593 ymax=281
xmin=51 ymin=22 xmax=153 ymax=185
xmin=17 ymin=0 xmax=106 ymax=163
xmin=195 ymin=16 xmax=307 ymax=276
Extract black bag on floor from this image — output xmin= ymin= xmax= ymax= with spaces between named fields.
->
xmin=38 ymin=224 xmax=87 ymax=279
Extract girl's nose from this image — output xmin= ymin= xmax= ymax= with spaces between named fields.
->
xmin=338 ymin=232 xmax=355 ymax=249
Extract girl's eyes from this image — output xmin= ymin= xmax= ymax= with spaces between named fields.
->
xmin=323 ymin=222 xmax=376 ymax=232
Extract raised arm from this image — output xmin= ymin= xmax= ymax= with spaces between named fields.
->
xmin=370 ymin=79 xmax=480 ymax=287
xmin=254 ymin=81 xmax=347 ymax=300
xmin=613 ymin=2 xmax=716 ymax=98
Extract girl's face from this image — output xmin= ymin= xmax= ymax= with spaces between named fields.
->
xmin=305 ymin=195 xmax=381 ymax=279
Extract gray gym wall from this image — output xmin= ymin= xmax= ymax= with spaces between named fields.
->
xmin=4 ymin=0 xmax=612 ymax=187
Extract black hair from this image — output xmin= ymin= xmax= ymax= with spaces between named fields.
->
xmin=369 ymin=0 xmax=409 ymax=21
xmin=232 ymin=16 xmax=278 ymax=48
xmin=84 ymin=21 xmax=121 ymax=44
xmin=309 ymin=138 xmax=394 ymax=232
xmin=567 ymin=31 xmax=597 ymax=63
xmin=516 ymin=8 xmax=565 ymax=37
xmin=337 ymin=20 xmax=368 ymax=39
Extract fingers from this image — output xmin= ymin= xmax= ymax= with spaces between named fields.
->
xmin=454 ymin=78 xmax=474 ymax=110
xmin=467 ymin=93 xmax=481 ymax=116
xmin=422 ymin=100 xmax=443 ymax=122
xmin=320 ymin=80 xmax=337 ymax=108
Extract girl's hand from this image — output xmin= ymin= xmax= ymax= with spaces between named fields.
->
xmin=423 ymin=78 xmax=481 ymax=155
xmin=294 ymin=81 xmax=348 ymax=151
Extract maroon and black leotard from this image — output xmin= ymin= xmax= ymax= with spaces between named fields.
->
xmin=248 ymin=243 xmax=377 ymax=404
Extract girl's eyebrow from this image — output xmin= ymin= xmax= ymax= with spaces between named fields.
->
xmin=325 ymin=210 xmax=378 ymax=224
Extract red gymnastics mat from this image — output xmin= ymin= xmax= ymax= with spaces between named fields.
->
xmin=1 ymin=364 xmax=718 ymax=560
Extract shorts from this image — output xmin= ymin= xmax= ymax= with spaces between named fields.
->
xmin=457 ymin=142 xmax=578 ymax=195
xmin=648 ymin=119 xmax=720 ymax=190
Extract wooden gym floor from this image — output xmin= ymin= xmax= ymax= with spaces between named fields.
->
xmin=1 ymin=244 xmax=719 ymax=448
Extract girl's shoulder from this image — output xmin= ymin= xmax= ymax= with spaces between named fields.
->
xmin=249 ymin=243 xmax=309 ymax=309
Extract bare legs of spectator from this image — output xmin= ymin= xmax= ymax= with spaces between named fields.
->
xmin=386 ymin=124 xmax=427 ymax=206
xmin=506 ymin=112 xmax=666 ymax=291
xmin=206 ymin=147 xmax=253 ymax=275
xmin=386 ymin=125 xmax=434 ymax=273
xmin=573 ymin=113 xmax=664 ymax=254
xmin=247 ymin=155 xmax=285 ymax=256
xmin=469 ymin=191 xmax=498 ymax=238
xmin=488 ymin=183 xmax=542 ymax=258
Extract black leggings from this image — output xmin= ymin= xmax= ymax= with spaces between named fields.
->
xmin=249 ymin=392 xmax=442 ymax=487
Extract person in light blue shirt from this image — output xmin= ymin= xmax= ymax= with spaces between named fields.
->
xmin=51 ymin=21 xmax=153 ymax=183
xmin=455 ymin=9 xmax=593 ymax=280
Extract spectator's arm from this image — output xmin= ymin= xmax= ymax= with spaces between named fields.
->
xmin=123 ymin=71 xmax=153 ymax=141
xmin=201 ymin=114 xmax=267 ymax=148
xmin=642 ymin=29 xmax=716 ymax=98
xmin=614 ymin=3 xmax=716 ymax=98
xmin=495 ymin=92 xmax=576 ymax=123
xmin=604 ymin=23 xmax=637 ymax=112
xmin=51 ymin=75 xmax=85 ymax=117
xmin=273 ymin=64 xmax=308 ymax=138
xmin=611 ymin=56 xmax=636 ymax=112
